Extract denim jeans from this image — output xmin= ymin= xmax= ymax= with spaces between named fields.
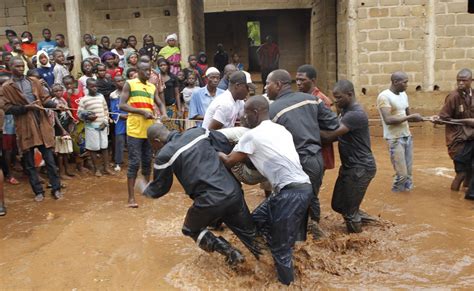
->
xmin=114 ymin=134 xmax=126 ymax=165
xmin=127 ymin=136 xmax=152 ymax=179
xmin=388 ymin=136 xmax=413 ymax=192
xmin=23 ymin=145 xmax=61 ymax=196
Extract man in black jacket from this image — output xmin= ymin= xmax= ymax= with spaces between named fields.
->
xmin=143 ymin=124 xmax=261 ymax=265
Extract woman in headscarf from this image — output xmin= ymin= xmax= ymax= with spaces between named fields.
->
xmin=122 ymin=50 xmax=138 ymax=78
xmin=102 ymin=51 xmax=123 ymax=80
xmin=138 ymin=34 xmax=162 ymax=64
xmin=158 ymin=33 xmax=182 ymax=75
xmin=35 ymin=50 xmax=54 ymax=87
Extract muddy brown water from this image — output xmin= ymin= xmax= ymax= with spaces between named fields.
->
xmin=0 ymin=133 xmax=473 ymax=289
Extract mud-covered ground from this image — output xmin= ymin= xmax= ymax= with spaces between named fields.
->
xmin=1 ymin=134 xmax=473 ymax=289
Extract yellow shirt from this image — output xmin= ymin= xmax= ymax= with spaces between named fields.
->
xmin=126 ymin=78 xmax=156 ymax=138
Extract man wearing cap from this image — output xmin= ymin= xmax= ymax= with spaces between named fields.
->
xmin=189 ymin=67 xmax=224 ymax=127
xmin=203 ymin=71 xmax=255 ymax=130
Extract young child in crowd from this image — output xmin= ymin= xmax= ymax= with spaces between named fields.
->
xmin=52 ymin=49 xmax=70 ymax=86
xmin=231 ymin=53 xmax=244 ymax=71
xmin=35 ymin=50 xmax=54 ymax=87
xmin=51 ymin=84 xmax=74 ymax=179
xmin=95 ymin=63 xmax=116 ymax=106
xmin=183 ymin=54 xmax=204 ymax=87
xmin=125 ymin=67 xmax=138 ymax=80
xmin=196 ymin=51 xmax=208 ymax=84
xmin=109 ymin=75 xmax=128 ymax=172
xmin=182 ymin=73 xmax=198 ymax=129
xmin=78 ymin=78 xmax=113 ymax=177
xmin=102 ymin=52 xmax=123 ymax=80
xmin=78 ymin=59 xmax=96 ymax=95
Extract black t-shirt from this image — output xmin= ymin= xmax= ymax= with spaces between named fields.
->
xmin=163 ymin=74 xmax=178 ymax=106
xmin=338 ymin=103 xmax=376 ymax=169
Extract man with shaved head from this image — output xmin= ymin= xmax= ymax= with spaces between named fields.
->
xmin=377 ymin=71 xmax=423 ymax=192
xmin=143 ymin=123 xmax=261 ymax=267
xmin=265 ymin=69 xmax=339 ymax=239
xmin=437 ymin=68 xmax=474 ymax=199
xmin=219 ymin=95 xmax=313 ymax=285
xmin=320 ymin=80 xmax=377 ymax=233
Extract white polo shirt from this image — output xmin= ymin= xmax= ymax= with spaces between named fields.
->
xmin=233 ymin=120 xmax=310 ymax=192
xmin=202 ymin=90 xmax=244 ymax=129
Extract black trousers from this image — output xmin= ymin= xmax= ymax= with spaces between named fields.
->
xmin=300 ymin=153 xmax=323 ymax=222
xmin=454 ymin=141 xmax=474 ymax=196
xmin=252 ymin=183 xmax=313 ymax=285
xmin=181 ymin=194 xmax=258 ymax=255
xmin=332 ymin=166 xmax=376 ymax=222
xmin=23 ymin=145 xmax=61 ymax=196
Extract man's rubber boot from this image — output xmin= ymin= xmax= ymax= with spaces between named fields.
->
xmin=359 ymin=210 xmax=378 ymax=224
xmin=346 ymin=220 xmax=362 ymax=233
xmin=464 ymin=191 xmax=474 ymax=201
xmin=463 ymin=171 xmax=471 ymax=188
xmin=308 ymin=220 xmax=325 ymax=240
xmin=197 ymin=230 xmax=244 ymax=266
xmin=451 ymin=172 xmax=466 ymax=191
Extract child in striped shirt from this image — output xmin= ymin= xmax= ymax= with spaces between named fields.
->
xmin=78 ymin=78 xmax=113 ymax=177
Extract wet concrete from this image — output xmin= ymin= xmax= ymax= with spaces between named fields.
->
xmin=0 ymin=133 xmax=473 ymax=289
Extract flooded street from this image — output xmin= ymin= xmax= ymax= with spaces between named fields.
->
xmin=0 ymin=132 xmax=473 ymax=289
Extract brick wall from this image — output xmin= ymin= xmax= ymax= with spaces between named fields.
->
xmin=204 ymin=0 xmax=312 ymax=13
xmin=434 ymin=0 xmax=474 ymax=91
xmin=0 ymin=0 xmax=28 ymax=41
xmin=311 ymin=0 xmax=337 ymax=94
xmin=22 ymin=0 xmax=178 ymax=52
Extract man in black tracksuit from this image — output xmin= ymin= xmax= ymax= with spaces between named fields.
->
xmin=143 ymin=124 xmax=261 ymax=265
xmin=265 ymin=69 xmax=339 ymax=238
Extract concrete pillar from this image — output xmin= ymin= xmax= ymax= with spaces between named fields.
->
xmin=177 ymin=0 xmax=193 ymax=61
xmin=346 ymin=0 xmax=359 ymax=92
xmin=65 ymin=0 xmax=81 ymax=76
xmin=423 ymin=0 xmax=436 ymax=91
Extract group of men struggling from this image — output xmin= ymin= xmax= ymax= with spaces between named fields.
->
xmin=140 ymin=64 xmax=383 ymax=285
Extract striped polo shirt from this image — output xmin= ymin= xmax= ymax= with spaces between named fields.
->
xmin=127 ymin=78 xmax=156 ymax=138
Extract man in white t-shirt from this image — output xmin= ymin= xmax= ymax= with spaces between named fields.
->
xmin=219 ymin=96 xmax=312 ymax=286
xmin=202 ymin=71 xmax=256 ymax=130
xmin=377 ymin=71 xmax=423 ymax=192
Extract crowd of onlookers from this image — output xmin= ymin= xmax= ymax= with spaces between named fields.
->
xmin=0 ymin=28 xmax=281 ymax=216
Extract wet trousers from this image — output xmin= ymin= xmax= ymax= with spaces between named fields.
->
xmin=181 ymin=194 xmax=260 ymax=257
xmin=300 ymin=153 xmax=323 ymax=222
xmin=332 ymin=166 xmax=376 ymax=223
xmin=387 ymin=136 xmax=413 ymax=192
xmin=252 ymin=183 xmax=313 ymax=285
xmin=453 ymin=140 xmax=474 ymax=197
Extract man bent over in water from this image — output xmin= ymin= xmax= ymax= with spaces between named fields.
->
xmin=143 ymin=124 xmax=261 ymax=266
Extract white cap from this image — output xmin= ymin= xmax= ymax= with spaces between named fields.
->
xmin=165 ymin=33 xmax=177 ymax=42
xmin=205 ymin=67 xmax=220 ymax=76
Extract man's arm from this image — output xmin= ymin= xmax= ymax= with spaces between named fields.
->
xmin=143 ymin=165 xmax=173 ymax=199
xmin=379 ymin=107 xmax=423 ymax=124
xmin=218 ymin=151 xmax=248 ymax=169
xmin=188 ymin=90 xmax=202 ymax=120
xmin=320 ymin=123 xmax=350 ymax=144
xmin=447 ymin=118 xmax=474 ymax=127
xmin=317 ymin=102 xmax=339 ymax=131
xmin=153 ymin=85 xmax=167 ymax=117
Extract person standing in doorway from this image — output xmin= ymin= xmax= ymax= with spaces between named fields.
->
xmin=257 ymin=36 xmax=279 ymax=93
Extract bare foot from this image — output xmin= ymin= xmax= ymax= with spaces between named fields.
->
xmin=95 ymin=170 xmax=102 ymax=177
xmin=127 ymin=199 xmax=138 ymax=208
xmin=60 ymin=175 xmax=72 ymax=180
xmin=103 ymin=169 xmax=115 ymax=175
xmin=66 ymin=171 xmax=76 ymax=177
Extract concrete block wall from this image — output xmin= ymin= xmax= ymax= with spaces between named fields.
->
xmin=312 ymin=0 xmax=337 ymax=94
xmin=22 ymin=0 xmax=179 ymax=53
xmin=0 ymin=0 xmax=28 ymax=42
xmin=434 ymin=0 xmax=474 ymax=91
xmin=191 ymin=0 xmax=205 ymax=53
xmin=355 ymin=0 xmax=428 ymax=96
xmin=204 ymin=0 xmax=312 ymax=13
